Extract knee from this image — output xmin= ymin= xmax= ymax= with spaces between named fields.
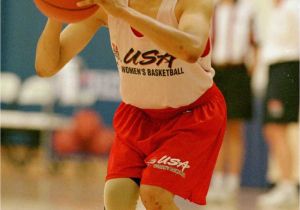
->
xmin=140 ymin=185 xmax=175 ymax=210
xmin=263 ymin=123 xmax=286 ymax=144
xmin=104 ymin=178 xmax=139 ymax=210
xmin=226 ymin=120 xmax=244 ymax=139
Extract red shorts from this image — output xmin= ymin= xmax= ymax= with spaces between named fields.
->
xmin=106 ymin=84 xmax=227 ymax=205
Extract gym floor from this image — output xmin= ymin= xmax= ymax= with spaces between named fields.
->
xmin=1 ymin=151 xmax=298 ymax=210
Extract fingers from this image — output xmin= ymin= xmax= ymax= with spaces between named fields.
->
xmin=77 ymin=0 xmax=98 ymax=7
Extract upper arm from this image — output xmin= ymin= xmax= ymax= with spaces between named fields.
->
xmin=58 ymin=7 xmax=108 ymax=69
xmin=176 ymin=0 xmax=213 ymax=50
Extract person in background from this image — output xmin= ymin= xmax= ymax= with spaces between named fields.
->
xmin=208 ymin=0 xmax=259 ymax=202
xmin=257 ymin=0 xmax=299 ymax=207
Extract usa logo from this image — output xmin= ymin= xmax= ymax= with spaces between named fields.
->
xmin=146 ymin=155 xmax=191 ymax=178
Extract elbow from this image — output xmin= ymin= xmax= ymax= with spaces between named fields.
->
xmin=181 ymin=37 xmax=210 ymax=63
xmin=35 ymin=63 xmax=57 ymax=78
xmin=181 ymin=43 xmax=204 ymax=63
xmin=184 ymin=53 xmax=200 ymax=63
xmin=35 ymin=52 xmax=62 ymax=77
xmin=182 ymin=50 xmax=201 ymax=63
xmin=36 ymin=70 xmax=52 ymax=78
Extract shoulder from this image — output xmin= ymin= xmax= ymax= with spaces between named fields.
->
xmin=179 ymin=0 xmax=213 ymax=6
xmin=175 ymin=0 xmax=213 ymax=19
xmin=176 ymin=0 xmax=213 ymax=11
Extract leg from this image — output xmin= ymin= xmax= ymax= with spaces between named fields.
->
xmin=214 ymin=127 xmax=229 ymax=172
xmin=258 ymin=62 xmax=299 ymax=207
xmin=227 ymin=119 xmax=245 ymax=177
xmin=213 ymin=120 xmax=244 ymax=176
xmin=104 ymin=178 xmax=140 ymax=210
xmin=212 ymin=65 xmax=250 ymax=196
xmin=140 ymin=185 xmax=179 ymax=210
xmin=264 ymin=123 xmax=293 ymax=181
xmin=258 ymin=123 xmax=298 ymax=207
xmin=207 ymin=127 xmax=229 ymax=198
xmin=208 ymin=120 xmax=244 ymax=202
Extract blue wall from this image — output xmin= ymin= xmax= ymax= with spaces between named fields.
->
xmin=1 ymin=0 xmax=119 ymax=125
xmin=1 ymin=0 xmax=117 ymax=79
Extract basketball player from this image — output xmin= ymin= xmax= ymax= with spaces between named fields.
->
xmin=208 ymin=0 xmax=258 ymax=202
xmin=35 ymin=0 xmax=227 ymax=209
xmin=257 ymin=0 xmax=299 ymax=207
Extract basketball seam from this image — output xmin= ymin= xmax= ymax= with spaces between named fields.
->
xmin=40 ymin=0 xmax=96 ymax=11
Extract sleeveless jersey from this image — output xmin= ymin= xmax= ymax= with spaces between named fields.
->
xmin=107 ymin=0 xmax=214 ymax=109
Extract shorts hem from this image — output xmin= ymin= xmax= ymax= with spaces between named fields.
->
xmin=227 ymin=115 xmax=252 ymax=120
xmin=106 ymin=174 xmax=142 ymax=182
xmin=140 ymin=178 xmax=206 ymax=205
xmin=263 ymin=119 xmax=299 ymax=124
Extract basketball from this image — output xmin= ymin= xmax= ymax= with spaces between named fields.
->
xmin=33 ymin=0 xmax=99 ymax=23
xmin=73 ymin=109 xmax=103 ymax=142
xmin=88 ymin=128 xmax=114 ymax=155
xmin=53 ymin=129 xmax=80 ymax=155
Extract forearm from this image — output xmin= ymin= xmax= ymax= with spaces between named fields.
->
xmin=119 ymin=7 xmax=208 ymax=62
xmin=35 ymin=15 xmax=103 ymax=77
xmin=35 ymin=19 xmax=63 ymax=77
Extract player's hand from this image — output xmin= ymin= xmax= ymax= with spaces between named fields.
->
xmin=77 ymin=0 xmax=127 ymax=18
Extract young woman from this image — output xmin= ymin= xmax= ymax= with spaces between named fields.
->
xmin=35 ymin=0 xmax=226 ymax=209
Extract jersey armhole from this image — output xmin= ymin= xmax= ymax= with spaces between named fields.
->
xmin=201 ymin=39 xmax=211 ymax=58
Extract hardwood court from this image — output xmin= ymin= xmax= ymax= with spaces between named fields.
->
xmin=1 ymin=152 xmax=298 ymax=210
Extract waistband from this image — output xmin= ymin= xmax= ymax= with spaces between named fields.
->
xmin=269 ymin=60 xmax=299 ymax=68
xmin=141 ymin=84 xmax=221 ymax=120
xmin=213 ymin=63 xmax=246 ymax=71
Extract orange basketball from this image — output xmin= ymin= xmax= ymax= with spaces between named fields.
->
xmin=73 ymin=109 xmax=103 ymax=141
xmin=88 ymin=128 xmax=114 ymax=155
xmin=33 ymin=0 xmax=99 ymax=23
xmin=53 ymin=129 xmax=80 ymax=155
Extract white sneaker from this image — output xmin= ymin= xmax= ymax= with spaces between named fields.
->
xmin=223 ymin=174 xmax=239 ymax=202
xmin=207 ymin=173 xmax=226 ymax=203
xmin=257 ymin=184 xmax=298 ymax=207
xmin=207 ymin=186 xmax=227 ymax=203
xmin=207 ymin=188 xmax=238 ymax=204
xmin=207 ymin=173 xmax=239 ymax=203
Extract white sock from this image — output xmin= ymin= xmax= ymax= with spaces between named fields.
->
xmin=225 ymin=173 xmax=240 ymax=193
xmin=277 ymin=180 xmax=296 ymax=193
xmin=211 ymin=172 xmax=224 ymax=189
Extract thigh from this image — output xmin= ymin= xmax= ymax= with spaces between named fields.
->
xmin=104 ymin=178 xmax=140 ymax=210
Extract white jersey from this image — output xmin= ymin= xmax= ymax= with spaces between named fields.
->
xmin=212 ymin=1 xmax=257 ymax=65
xmin=107 ymin=0 xmax=214 ymax=109
xmin=262 ymin=0 xmax=300 ymax=65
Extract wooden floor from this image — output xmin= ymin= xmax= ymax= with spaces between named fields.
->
xmin=1 ymin=151 xmax=298 ymax=210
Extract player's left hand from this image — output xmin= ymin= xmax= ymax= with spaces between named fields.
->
xmin=77 ymin=0 xmax=127 ymax=18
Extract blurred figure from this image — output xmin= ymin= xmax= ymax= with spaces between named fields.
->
xmin=257 ymin=0 xmax=299 ymax=207
xmin=208 ymin=0 xmax=258 ymax=203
